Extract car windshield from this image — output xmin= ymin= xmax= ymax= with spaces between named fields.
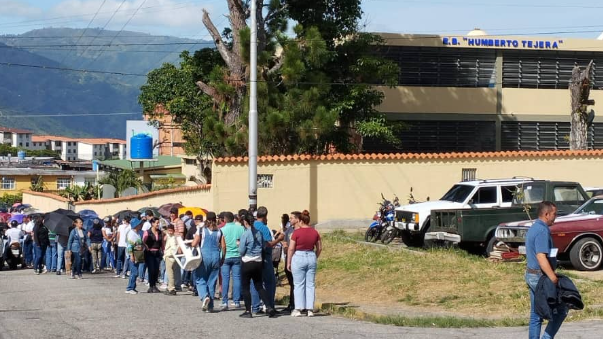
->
xmin=440 ymin=185 xmax=475 ymax=203
xmin=574 ymin=198 xmax=603 ymax=215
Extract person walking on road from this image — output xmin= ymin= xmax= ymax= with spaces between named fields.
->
xmin=238 ymin=211 xmax=277 ymax=319
xmin=162 ymin=224 xmax=178 ymax=296
xmin=283 ymin=211 xmax=301 ymax=312
xmin=67 ymin=218 xmax=89 ymax=280
xmin=287 ymin=210 xmax=322 ymax=317
xmin=125 ymin=219 xmax=144 ymax=294
xmin=33 ymin=217 xmax=50 ymax=275
xmin=250 ymin=206 xmax=284 ymax=314
xmin=115 ymin=216 xmax=132 ymax=279
xmin=45 ymin=229 xmax=58 ymax=273
xmin=88 ymin=218 xmax=104 ymax=273
xmin=192 ymin=212 xmax=226 ymax=313
xmin=143 ymin=217 xmax=163 ymax=293
xmin=219 ymin=211 xmax=244 ymax=310
xmin=525 ymin=201 xmax=567 ymax=339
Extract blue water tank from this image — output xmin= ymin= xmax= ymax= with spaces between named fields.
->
xmin=17 ymin=150 xmax=26 ymax=160
xmin=130 ymin=133 xmax=153 ymax=159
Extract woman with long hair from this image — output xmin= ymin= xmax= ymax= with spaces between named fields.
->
xmin=192 ymin=212 xmax=226 ymax=312
xmin=143 ymin=217 xmax=163 ymax=293
xmin=283 ymin=211 xmax=301 ymax=312
xmin=102 ymin=217 xmax=115 ymax=271
xmin=287 ymin=210 xmax=322 ymax=317
xmin=67 ymin=218 xmax=89 ymax=279
xmin=238 ymin=211 xmax=276 ymax=318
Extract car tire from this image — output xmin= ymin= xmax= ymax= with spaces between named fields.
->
xmin=485 ymin=235 xmax=501 ymax=256
xmin=569 ymin=237 xmax=603 ymax=271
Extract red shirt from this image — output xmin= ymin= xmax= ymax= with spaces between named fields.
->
xmin=291 ymin=227 xmax=320 ymax=251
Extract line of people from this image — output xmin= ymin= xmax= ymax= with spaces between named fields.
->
xmin=5 ymin=206 xmax=322 ymax=318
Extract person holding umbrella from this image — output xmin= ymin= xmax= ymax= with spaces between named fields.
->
xmin=67 ymin=218 xmax=89 ymax=279
xmin=33 ymin=217 xmax=50 ymax=275
xmin=44 ymin=209 xmax=78 ymax=276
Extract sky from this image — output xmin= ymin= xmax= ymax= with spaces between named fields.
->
xmin=1 ymin=0 xmax=603 ymax=40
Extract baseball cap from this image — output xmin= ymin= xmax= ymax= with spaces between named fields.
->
xmin=205 ymin=212 xmax=217 ymax=222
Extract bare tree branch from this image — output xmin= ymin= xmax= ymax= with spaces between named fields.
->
xmin=266 ymin=56 xmax=284 ymax=76
xmin=227 ymin=0 xmax=247 ymax=58
xmin=202 ymin=9 xmax=235 ymax=68
xmin=196 ymin=80 xmax=218 ymax=100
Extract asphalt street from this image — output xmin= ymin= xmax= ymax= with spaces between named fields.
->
xmin=1 ymin=269 xmax=602 ymax=339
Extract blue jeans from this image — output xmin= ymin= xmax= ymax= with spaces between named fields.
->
xmin=57 ymin=242 xmax=66 ymax=272
xmin=525 ymin=272 xmax=568 ymax=339
xmin=195 ymin=253 xmax=220 ymax=310
xmin=72 ymin=252 xmax=82 ymax=276
xmin=251 ymin=257 xmax=276 ymax=311
xmin=127 ymin=259 xmax=139 ymax=291
xmin=45 ymin=242 xmax=57 ymax=271
xmin=117 ymin=247 xmax=127 ymax=275
xmin=292 ymin=251 xmax=317 ymax=310
xmin=23 ymin=240 xmax=33 ymax=265
xmin=34 ymin=244 xmax=47 ymax=272
xmin=221 ymin=257 xmax=242 ymax=304
xmin=138 ymin=263 xmax=146 ymax=281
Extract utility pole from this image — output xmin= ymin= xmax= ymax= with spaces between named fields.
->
xmin=248 ymin=0 xmax=258 ymax=211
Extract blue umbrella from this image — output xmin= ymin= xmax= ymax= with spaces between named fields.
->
xmin=9 ymin=214 xmax=24 ymax=224
xmin=79 ymin=209 xmax=98 ymax=219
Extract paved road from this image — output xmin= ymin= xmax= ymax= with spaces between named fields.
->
xmin=0 ymin=269 xmax=602 ymax=339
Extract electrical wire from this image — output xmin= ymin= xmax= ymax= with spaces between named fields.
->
xmin=59 ymin=0 xmax=108 ymax=65
xmin=86 ymin=0 xmax=148 ymax=68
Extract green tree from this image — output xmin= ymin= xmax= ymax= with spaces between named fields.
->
xmin=29 ymin=176 xmax=45 ymax=192
xmin=99 ymin=169 xmax=143 ymax=197
xmin=140 ymin=0 xmax=399 ymax=157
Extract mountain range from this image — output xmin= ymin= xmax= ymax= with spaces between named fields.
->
xmin=0 ymin=28 xmax=210 ymax=138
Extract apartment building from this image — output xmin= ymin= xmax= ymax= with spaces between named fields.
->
xmin=31 ymin=135 xmax=126 ymax=161
xmin=0 ymin=127 xmax=33 ymax=148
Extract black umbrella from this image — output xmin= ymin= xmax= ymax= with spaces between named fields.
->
xmin=44 ymin=212 xmax=75 ymax=237
xmin=52 ymin=208 xmax=79 ymax=219
xmin=114 ymin=210 xmax=140 ymax=221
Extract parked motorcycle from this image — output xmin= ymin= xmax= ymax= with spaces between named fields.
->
xmin=365 ymin=194 xmax=399 ymax=242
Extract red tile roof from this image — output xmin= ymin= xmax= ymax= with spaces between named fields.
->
xmin=214 ymin=150 xmax=603 ymax=163
xmin=32 ymin=135 xmax=126 ymax=144
xmin=0 ymin=127 xmax=32 ymax=134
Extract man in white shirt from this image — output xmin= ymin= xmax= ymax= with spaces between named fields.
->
xmin=115 ymin=216 xmax=132 ymax=278
xmin=3 ymin=221 xmax=24 ymax=260
xmin=141 ymin=210 xmax=154 ymax=232
xmin=20 ymin=215 xmax=35 ymax=267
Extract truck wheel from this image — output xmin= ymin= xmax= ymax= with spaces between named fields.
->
xmin=570 ymin=237 xmax=603 ymax=271
xmin=485 ymin=236 xmax=500 ymax=256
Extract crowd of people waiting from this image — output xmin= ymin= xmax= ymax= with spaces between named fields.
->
xmin=2 ymin=206 xmax=322 ymax=318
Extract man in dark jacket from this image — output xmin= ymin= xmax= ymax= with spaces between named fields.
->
xmin=524 ymin=201 xmax=568 ymax=339
xmin=33 ymin=217 xmax=50 ymax=275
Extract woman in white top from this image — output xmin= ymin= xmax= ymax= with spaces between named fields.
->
xmin=102 ymin=217 xmax=115 ymax=271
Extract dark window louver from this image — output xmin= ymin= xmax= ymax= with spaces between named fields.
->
xmin=503 ymin=50 xmax=603 ymax=89
xmin=501 ymin=121 xmax=603 ymax=150
xmin=380 ymin=46 xmax=497 ymax=87
xmin=363 ymin=120 xmax=496 ymax=153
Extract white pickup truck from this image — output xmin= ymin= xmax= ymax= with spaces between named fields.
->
xmin=395 ymin=178 xmax=533 ymax=246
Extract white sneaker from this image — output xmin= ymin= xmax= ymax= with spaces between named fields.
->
xmin=159 ymin=284 xmax=167 ymax=290
xmin=125 ymin=290 xmax=138 ymax=295
xmin=307 ymin=310 xmax=314 ymax=317
xmin=291 ymin=310 xmax=302 ymax=317
xmin=91 ymin=269 xmax=97 ymax=274
xmin=202 ymin=297 xmax=210 ymax=311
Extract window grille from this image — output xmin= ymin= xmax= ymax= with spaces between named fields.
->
xmin=257 ymin=174 xmax=274 ymax=189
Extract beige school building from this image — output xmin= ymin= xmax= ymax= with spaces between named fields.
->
xmin=371 ymin=30 xmax=603 ymax=153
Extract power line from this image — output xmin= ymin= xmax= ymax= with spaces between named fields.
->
xmin=0 ymin=62 xmax=147 ymax=77
xmin=372 ymin=0 xmax=603 ymax=9
xmin=77 ymin=0 xmax=128 ymax=68
xmin=0 ymin=0 xmax=204 ymax=28
xmin=86 ymin=0 xmax=148 ymax=68
xmin=60 ymin=0 xmax=108 ymax=65
xmin=1 ymin=112 xmax=141 ymax=118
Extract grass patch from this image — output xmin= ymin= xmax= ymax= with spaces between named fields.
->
xmin=315 ymin=232 xmax=603 ymax=320
xmin=321 ymin=303 xmax=528 ymax=328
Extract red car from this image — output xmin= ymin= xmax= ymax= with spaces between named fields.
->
xmin=496 ymin=196 xmax=603 ymax=271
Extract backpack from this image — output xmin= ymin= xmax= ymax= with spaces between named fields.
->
xmin=272 ymin=240 xmax=282 ymax=263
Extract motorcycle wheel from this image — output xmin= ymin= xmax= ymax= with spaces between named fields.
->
xmin=381 ymin=229 xmax=396 ymax=245
xmin=365 ymin=228 xmax=380 ymax=242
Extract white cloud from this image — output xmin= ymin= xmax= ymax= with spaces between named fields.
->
xmin=0 ymin=0 xmax=44 ymax=17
